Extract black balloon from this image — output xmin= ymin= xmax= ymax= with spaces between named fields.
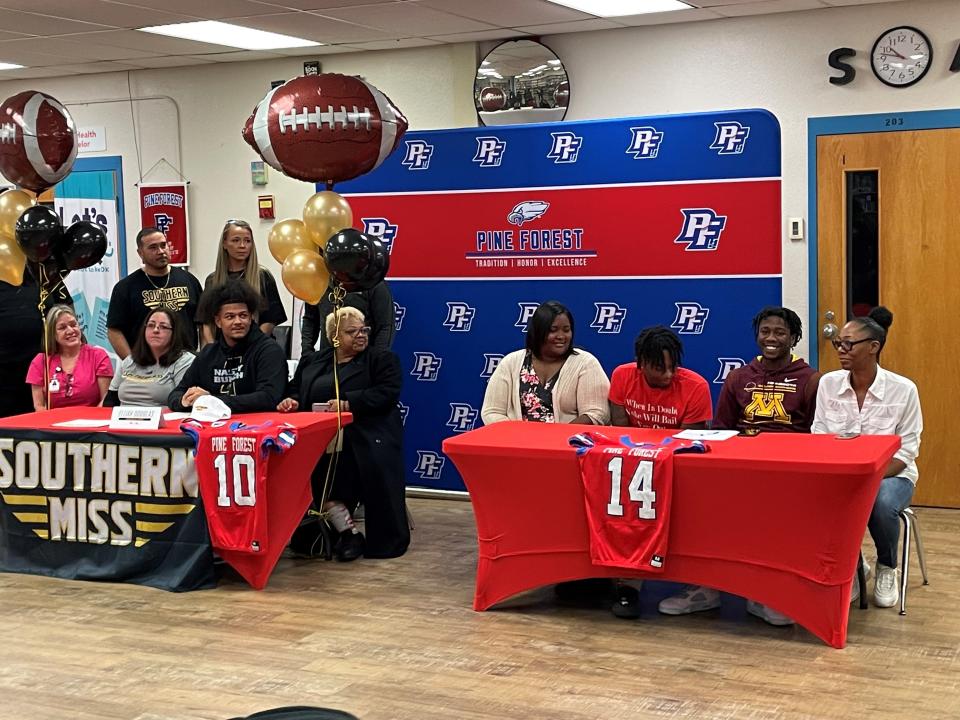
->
xmin=57 ymin=221 xmax=107 ymax=271
xmin=323 ymin=228 xmax=388 ymax=291
xmin=15 ymin=205 xmax=63 ymax=263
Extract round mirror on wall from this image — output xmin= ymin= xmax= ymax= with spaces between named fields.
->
xmin=475 ymin=40 xmax=569 ymax=126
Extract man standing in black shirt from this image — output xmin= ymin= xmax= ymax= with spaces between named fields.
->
xmin=106 ymin=227 xmax=203 ymax=358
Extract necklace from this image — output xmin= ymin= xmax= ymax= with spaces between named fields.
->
xmin=145 ymin=269 xmax=171 ymax=290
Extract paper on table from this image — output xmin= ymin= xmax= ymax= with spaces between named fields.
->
xmin=673 ymin=429 xmax=740 ymax=441
xmin=163 ymin=412 xmax=191 ymax=421
xmin=52 ymin=419 xmax=112 ymax=428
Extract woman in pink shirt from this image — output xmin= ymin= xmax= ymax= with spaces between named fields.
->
xmin=26 ymin=304 xmax=113 ymax=411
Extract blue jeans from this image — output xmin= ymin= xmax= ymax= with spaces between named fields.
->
xmin=868 ymin=476 xmax=915 ymax=568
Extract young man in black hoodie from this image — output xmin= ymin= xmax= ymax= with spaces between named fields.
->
xmin=168 ymin=279 xmax=287 ymax=413
xmin=657 ymin=306 xmax=820 ymax=626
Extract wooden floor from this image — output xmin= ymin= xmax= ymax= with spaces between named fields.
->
xmin=1 ymin=500 xmax=959 ymax=720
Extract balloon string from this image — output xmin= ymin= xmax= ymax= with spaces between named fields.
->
xmin=318 ymin=287 xmax=346 ymax=525
xmin=38 ymin=265 xmax=51 ymax=411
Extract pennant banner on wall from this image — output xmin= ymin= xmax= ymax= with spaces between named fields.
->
xmin=139 ymin=182 xmax=190 ymax=265
xmin=335 ymin=110 xmax=783 ymax=492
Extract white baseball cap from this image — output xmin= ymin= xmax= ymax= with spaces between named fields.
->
xmin=191 ymin=395 xmax=232 ymax=422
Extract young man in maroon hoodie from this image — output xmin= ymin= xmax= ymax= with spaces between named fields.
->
xmin=657 ymin=306 xmax=820 ymax=626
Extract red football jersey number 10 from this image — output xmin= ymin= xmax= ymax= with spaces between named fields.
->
xmin=213 ymin=453 xmax=257 ymax=507
xmin=605 ymin=456 xmax=656 ymax=519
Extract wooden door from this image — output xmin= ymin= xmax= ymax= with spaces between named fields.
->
xmin=817 ymin=129 xmax=960 ymax=507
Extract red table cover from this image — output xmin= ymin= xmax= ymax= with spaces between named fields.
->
xmin=443 ymin=422 xmax=900 ymax=648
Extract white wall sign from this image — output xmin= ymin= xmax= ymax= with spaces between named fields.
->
xmin=77 ymin=126 xmax=107 ymax=153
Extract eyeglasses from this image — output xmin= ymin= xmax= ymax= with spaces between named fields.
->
xmin=344 ymin=326 xmax=371 ymax=337
xmin=831 ymin=337 xmax=874 ymax=352
xmin=146 ymin=322 xmax=173 ymax=332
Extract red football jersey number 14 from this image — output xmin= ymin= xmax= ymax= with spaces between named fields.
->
xmin=213 ymin=453 xmax=257 ymax=507
xmin=605 ymin=456 xmax=656 ymax=520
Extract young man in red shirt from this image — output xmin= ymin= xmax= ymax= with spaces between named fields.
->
xmin=607 ymin=325 xmax=713 ymax=618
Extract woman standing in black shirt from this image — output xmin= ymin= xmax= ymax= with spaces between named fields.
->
xmin=200 ymin=219 xmax=287 ymax=344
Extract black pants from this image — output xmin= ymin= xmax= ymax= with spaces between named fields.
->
xmin=310 ymin=450 xmax=362 ymax=512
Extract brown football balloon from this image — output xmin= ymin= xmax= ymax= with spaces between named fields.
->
xmin=242 ymin=73 xmax=407 ymax=185
xmin=0 ymin=90 xmax=78 ymax=193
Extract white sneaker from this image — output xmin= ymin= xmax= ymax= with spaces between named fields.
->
xmin=658 ymin=585 xmax=721 ymax=615
xmin=850 ymin=558 xmax=872 ymax=604
xmin=746 ymin=600 xmax=794 ymax=626
xmin=874 ymin=562 xmax=900 ymax=608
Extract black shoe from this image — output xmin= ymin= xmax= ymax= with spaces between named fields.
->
xmin=334 ymin=530 xmax=365 ymax=562
xmin=611 ymin=584 xmax=641 ymax=619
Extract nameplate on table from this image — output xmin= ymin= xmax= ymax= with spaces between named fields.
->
xmin=109 ymin=406 xmax=164 ymax=430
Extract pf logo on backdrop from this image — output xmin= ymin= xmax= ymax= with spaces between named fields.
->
xmin=591 ymin=303 xmax=627 ymax=334
xmin=672 ymin=302 xmax=710 ymax=335
xmin=626 ymin=126 xmax=664 ymax=159
xmin=473 ymin=136 xmax=506 ymax=167
xmin=548 ymin=132 xmax=582 ymax=164
xmin=443 ymin=302 xmax=476 ymax=332
xmin=675 ymin=209 xmax=727 ymax=251
xmin=402 ymin=140 xmax=433 ymax=170
xmin=447 ymin=403 xmax=479 ymax=433
xmin=361 ymin=217 xmax=398 ymax=252
xmin=415 ymin=451 xmax=445 ymax=480
xmin=411 ymin=352 xmax=442 ymax=381
xmin=711 ymin=122 xmax=750 ymax=155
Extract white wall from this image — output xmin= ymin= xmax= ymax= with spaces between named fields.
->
xmin=1 ymin=0 xmax=957 ymax=356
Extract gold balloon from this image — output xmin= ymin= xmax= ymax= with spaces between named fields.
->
xmin=0 ymin=189 xmax=37 ymax=239
xmin=281 ymin=249 xmax=329 ymax=305
xmin=303 ymin=191 xmax=352 ymax=250
xmin=0 ymin=231 xmax=27 ymax=286
xmin=267 ymin=218 xmax=313 ymax=264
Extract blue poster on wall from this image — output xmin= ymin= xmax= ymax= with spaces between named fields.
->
xmin=336 ymin=109 xmax=782 ymax=491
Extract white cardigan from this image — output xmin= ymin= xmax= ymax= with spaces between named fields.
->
xmin=481 ymin=348 xmax=610 ymax=426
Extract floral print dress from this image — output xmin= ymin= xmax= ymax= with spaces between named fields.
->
xmin=519 ymin=351 xmax=561 ymax=422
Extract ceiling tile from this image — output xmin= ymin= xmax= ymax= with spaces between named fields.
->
xmin=615 ymin=8 xmax=725 ymax=25
xmin=53 ymin=60 xmax=146 ymax=74
xmin=418 ymin=0 xmax=593 ymax=27
xmin=0 ymin=0 xmax=195 ymax=27
xmin=514 ymin=18 xmax=624 ymax=35
xmin=689 ymin=0 xmax=767 ymax=6
xmin=344 ymin=36 xmax=445 ymax=50
xmin=711 ymin=0 xmax=826 ymax=17
xmin=230 ymin=12 xmax=396 ymax=42
xmin=426 ymin=28 xmax=532 ymax=43
xmin=0 ymin=36 xmax=163 ymax=61
xmin=122 ymin=55 xmax=220 ymax=67
xmin=73 ymin=29 xmax=245 ymax=55
xmin=115 ymin=0 xmax=287 ymax=20
xmin=0 ymin=9 xmax=115 ymax=35
xmin=318 ymin=2 xmax=497 ymax=35
xmin=253 ymin=0 xmax=410 ymax=8
xmin=0 ymin=65 xmax=79 ymax=78
xmin=186 ymin=49 xmax=287 ymax=61
xmin=265 ymin=43 xmax=365 ymax=55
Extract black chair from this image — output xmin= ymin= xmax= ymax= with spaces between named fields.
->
xmin=231 ymin=708 xmax=358 ymax=720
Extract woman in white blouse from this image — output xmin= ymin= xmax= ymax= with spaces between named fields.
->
xmin=812 ymin=306 xmax=922 ymax=609
xmin=482 ymin=301 xmax=609 ymax=426
xmin=104 ymin=309 xmax=195 ymax=407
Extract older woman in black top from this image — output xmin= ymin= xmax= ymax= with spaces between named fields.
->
xmin=279 ymin=306 xmax=408 ymax=561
